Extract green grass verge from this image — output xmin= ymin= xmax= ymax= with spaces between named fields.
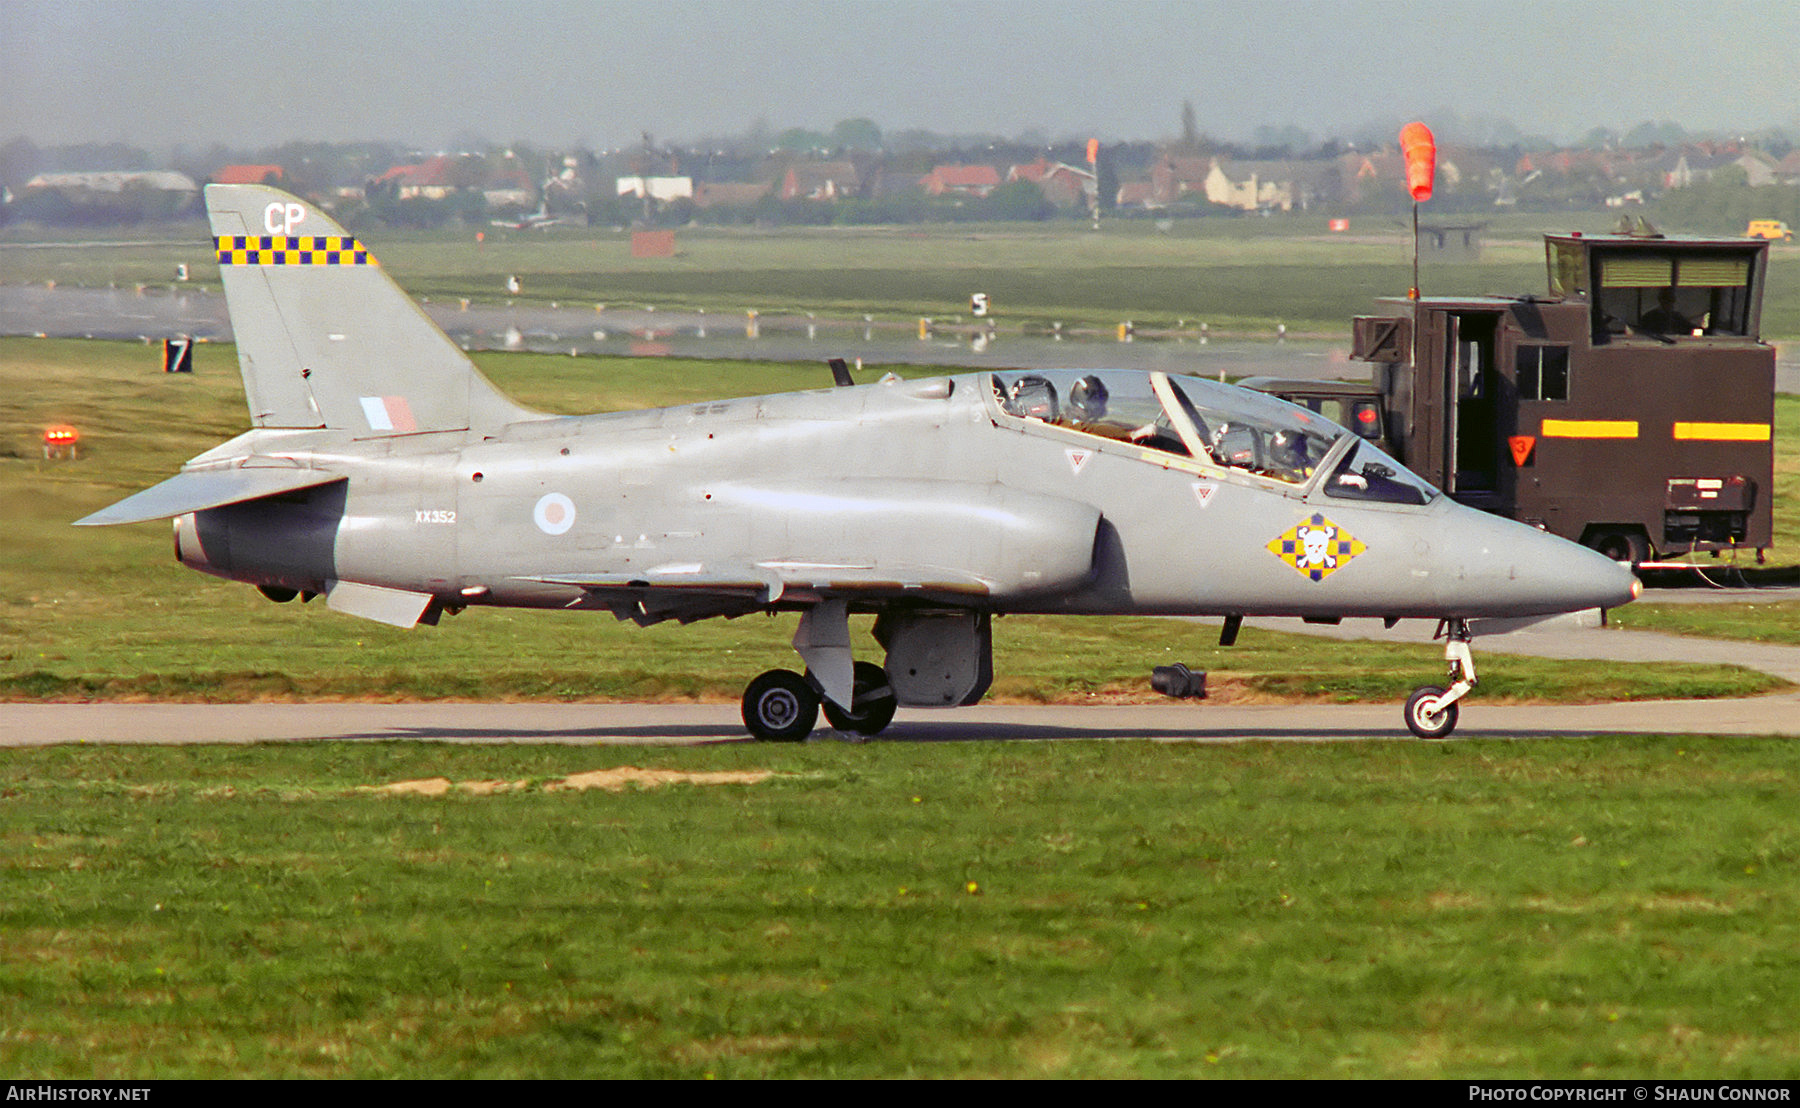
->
xmin=0 ymin=338 xmax=1786 ymax=704
xmin=1611 ymin=601 xmax=1800 ymax=646
xmin=3 ymin=738 xmax=1798 ymax=1078
xmin=10 ymin=216 xmax=1798 ymax=338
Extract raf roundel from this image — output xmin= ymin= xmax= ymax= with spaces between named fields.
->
xmin=533 ymin=492 xmax=577 ymax=536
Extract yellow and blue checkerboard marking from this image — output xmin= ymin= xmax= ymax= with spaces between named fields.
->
xmin=1267 ymin=513 xmax=1367 ymax=582
xmin=214 ymin=236 xmax=373 ymax=266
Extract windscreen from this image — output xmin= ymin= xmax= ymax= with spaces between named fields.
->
xmin=1322 ymin=439 xmax=1438 ymax=505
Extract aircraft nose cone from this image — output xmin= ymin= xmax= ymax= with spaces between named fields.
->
xmin=1438 ymin=509 xmax=1640 ymax=617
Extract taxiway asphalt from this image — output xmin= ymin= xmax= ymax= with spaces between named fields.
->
xmin=8 ymin=609 xmax=1800 ymax=746
xmin=6 ymin=693 xmax=1800 ymax=748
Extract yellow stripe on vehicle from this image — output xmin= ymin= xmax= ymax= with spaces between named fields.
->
xmin=1540 ymin=419 xmax=1639 ymax=439
xmin=1672 ymin=422 xmax=1770 ymax=442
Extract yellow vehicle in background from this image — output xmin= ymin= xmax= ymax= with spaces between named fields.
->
xmin=1746 ymin=220 xmax=1793 ymax=241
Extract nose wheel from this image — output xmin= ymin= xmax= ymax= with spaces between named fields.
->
xmin=1404 ymin=685 xmax=1460 ymax=739
xmin=1405 ymin=619 xmax=1476 ymax=740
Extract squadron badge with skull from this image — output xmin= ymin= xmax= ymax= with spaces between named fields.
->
xmin=1268 ymin=514 xmax=1367 ymax=582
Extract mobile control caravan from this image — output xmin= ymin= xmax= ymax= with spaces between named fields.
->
xmin=1255 ymin=230 xmax=1775 ymax=565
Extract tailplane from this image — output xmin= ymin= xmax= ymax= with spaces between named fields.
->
xmin=206 ymin=184 xmax=539 ymax=436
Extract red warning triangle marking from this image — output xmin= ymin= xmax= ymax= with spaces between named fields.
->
xmin=1066 ymin=449 xmax=1091 ymax=475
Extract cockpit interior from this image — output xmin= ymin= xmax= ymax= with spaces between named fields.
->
xmin=989 ymin=369 xmax=1436 ymax=506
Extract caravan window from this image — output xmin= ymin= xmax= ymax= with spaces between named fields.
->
xmin=1592 ymin=249 xmax=1757 ymax=341
xmin=1516 ymin=345 xmax=1570 ymax=401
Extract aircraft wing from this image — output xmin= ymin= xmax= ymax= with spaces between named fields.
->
xmin=522 ymin=565 xmax=787 ymax=604
xmin=75 ymin=466 xmax=345 ymax=526
xmin=522 ymin=561 xmax=993 ymax=606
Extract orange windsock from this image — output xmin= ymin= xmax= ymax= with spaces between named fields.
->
xmin=1399 ymin=121 xmax=1436 ymax=202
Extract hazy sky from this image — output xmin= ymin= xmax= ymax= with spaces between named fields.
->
xmin=5 ymin=0 xmax=1797 ymax=151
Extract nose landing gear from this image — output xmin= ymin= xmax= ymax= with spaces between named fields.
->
xmin=1405 ymin=619 xmax=1476 ymax=739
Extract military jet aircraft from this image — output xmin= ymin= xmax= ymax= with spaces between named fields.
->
xmin=78 ymin=185 xmax=1640 ymax=740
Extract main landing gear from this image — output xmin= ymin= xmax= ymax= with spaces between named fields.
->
xmin=1405 ymin=618 xmax=1476 ymax=739
xmin=741 ymin=663 xmax=898 ymax=742
xmin=741 ymin=669 xmax=818 ymax=742
xmin=740 ymin=600 xmax=900 ymax=742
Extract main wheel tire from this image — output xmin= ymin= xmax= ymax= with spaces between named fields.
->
xmin=1405 ymin=685 xmax=1459 ymax=740
xmin=820 ymin=661 xmax=898 ymax=736
xmin=742 ymin=669 xmax=819 ymax=742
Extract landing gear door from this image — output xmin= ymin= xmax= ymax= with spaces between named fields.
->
xmin=874 ymin=611 xmax=993 ymax=708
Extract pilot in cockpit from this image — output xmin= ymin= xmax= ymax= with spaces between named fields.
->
xmin=1267 ymin=428 xmax=1312 ymax=482
xmin=1067 ymin=375 xmax=1109 ymax=427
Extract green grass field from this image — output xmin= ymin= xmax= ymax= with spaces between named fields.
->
xmin=1612 ymin=601 xmax=1800 ymax=645
xmin=1 ymin=338 xmax=1784 ymax=707
xmin=9 ymin=214 xmax=1799 ymax=338
xmin=3 ymin=738 xmax=1798 ymax=1078
xmin=5 ymin=310 xmax=1800 ymax=1076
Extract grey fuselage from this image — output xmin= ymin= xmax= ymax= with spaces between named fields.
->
xmin=174 ymin=368 xmax=1637 ymax=628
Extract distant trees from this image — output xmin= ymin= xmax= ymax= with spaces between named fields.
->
xmin=1250 ymin=125 xmax=1314 ymax=158
xmin=774 ymin=128 xmax=833 ymax=155
xmin=831 ymin=118 xmax=883 ymax=152
xmin=984 ymin=180 xmax=1055 ymax=221
xmin=1180 ymin=100 xmax=1200 ymax=149
xmin=1654 ymin=177 xmax=1800 ymax=236
xmin=5 ymin=179 xmax=195 ymax=226
xmin=1095 ymin=148 xmax=1118 ymax=213
xmin=1623 ymin=120 xmax=1690 ymax=148
xmin=362 ymin=188 xmax=487 ymax=230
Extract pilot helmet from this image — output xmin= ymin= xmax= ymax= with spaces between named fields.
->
xmin=1068 ymin=375 xmax=1109 ymax=421
xmin=1007 ymin=375 xmax=1058 ymax=421
xmin=1269 ymin=428 xmax=1305 ymax=469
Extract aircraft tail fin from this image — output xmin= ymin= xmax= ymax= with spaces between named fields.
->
xmin=205 ymin=184 xmax=539 ymax=436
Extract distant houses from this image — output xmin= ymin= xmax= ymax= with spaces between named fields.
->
xmin=919 ymin=164 xmax=1000 ymax=198
xmin=212 ymin=164 xmax=285 ymax=186
xmin=616 ymin=176 xmax=694 ymax=202
xmin=780 ymin=161 xmax=861 ymax=201
xmin=693 ymin=181 xmax=770 ymax=209
xmin=8 ymin=131 xmax=1795 ymax=230
xmin=1006 ymin=159 xmax=1095 ymax=208
xmin=23 ymin=170 xmax=199 ymax=197
xmin=16 ymin=170 xmax=200 ymax=221
xmin=371 ymin=155 xmax=463 ymax=200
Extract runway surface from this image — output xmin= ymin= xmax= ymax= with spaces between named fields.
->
xmin=7 ymin=693 xmax=1800 ymax=748
xmin=8 ymin=608 xmax=1800 ymax=747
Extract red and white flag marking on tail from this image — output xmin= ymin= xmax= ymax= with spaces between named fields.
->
xmin=359 ymin=396 xmax=418 ymax=433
